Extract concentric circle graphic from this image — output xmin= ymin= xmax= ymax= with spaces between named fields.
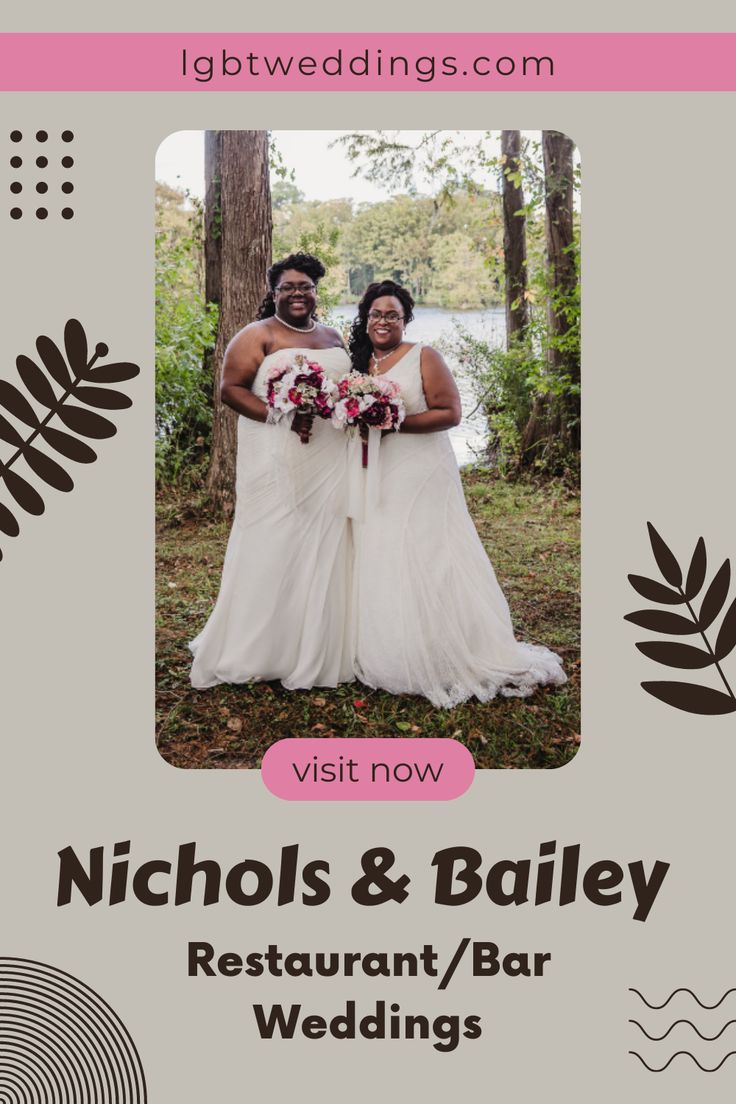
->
xmin=0 ymin=958 xmax=147 ymax=1102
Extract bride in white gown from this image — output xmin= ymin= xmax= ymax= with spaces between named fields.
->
xmin=349 ymin=281 xmax=567 ymax=709
xmin=190 ymin=254 xmax=353 ymax=690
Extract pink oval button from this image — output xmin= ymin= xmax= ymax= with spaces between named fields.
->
xmin=262 ymin=738 xmax=474 ymax=801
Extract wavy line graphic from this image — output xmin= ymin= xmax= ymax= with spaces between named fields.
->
xmin=629 ymin=987 xmax=736 ymax=1010
xmin=630 ymin=1050 xmax=736 ymax=1073
xmin=630 ymin=1018 xmax=736 ymax=1041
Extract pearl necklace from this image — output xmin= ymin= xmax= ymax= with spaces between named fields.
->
xmin=274 ymin=312 xmax=316 ymax=334
xmin=370 ymin=344 xmax=401 ymax=373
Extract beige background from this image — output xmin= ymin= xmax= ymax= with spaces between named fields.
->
xmin=2 ymin=11 xmax=736 ymax=1102
xmin=3 ymin=3 xmax=736 ymax=30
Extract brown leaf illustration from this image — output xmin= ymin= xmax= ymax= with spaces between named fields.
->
xmin=24 ymin=446 xmax=74 ymax=492
xmin=15 ymin=355 xmax=57 ymax=409
xmin=0 ymin=380 xmax=39 ymax=428
xmin=0 ymin=502 xmax=19 ymax=537
xmin=84 ymin=362 xmax=140 ymax=384
xmin=699 ymin=559 xmax=731 ymax=631
xmin=74 ymin=386 xmax=132 ymax=410
xmin=628 ymin=574 xmax=684 ymax=605
xmin=624 ymin=610 xmax=699 ymax=635
xmin=685 ymin=537 xmax=707 ymax=600
xmin=64 ymin=318 xmax=88 ymax=376
xmin=715 ymin=596 xmax=736 ymax=661
xmin=35 ymin=335 xmax=73 ymax=389
xmin=647 ymin=522 xmax=682 ymax=587
xmin=56 ymin=405 xmax=116 ymax=440
xmin=38 ymin=425 xmax=96 ymax=464
xmin=2 ymin=469 xmax=44 ymax=515
xmin=642 ymin=681 xmax=736 ymax=715
xmin=635 ymin=641 xmax=715 ymax=669
xmin=0 ymin=319 xmax=139 ymax=564
xmin=0 ymin=413 xmax=24 ymax=448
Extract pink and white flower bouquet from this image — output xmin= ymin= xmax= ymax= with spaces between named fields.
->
xmin=266 ymin=355 xmax=338 ymax=441
xmin=331 ymin=372 xmax=406 ymax=466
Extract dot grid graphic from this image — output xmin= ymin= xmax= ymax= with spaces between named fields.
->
xmin=8 ymin=129 xmax=75 ymax=220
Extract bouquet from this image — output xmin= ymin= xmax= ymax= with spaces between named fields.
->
xmin=266 ymin=355 xmax=337 ymax=443
xmin=331 ymin=372 xmax=406 ymax=467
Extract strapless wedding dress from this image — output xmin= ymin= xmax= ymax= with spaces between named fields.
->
xmin=352 ymin=343 xmax=567 ymax=708
xmin=190 ymin=346 xmax=353 ymax=690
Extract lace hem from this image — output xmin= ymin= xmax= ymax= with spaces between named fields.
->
xmin=355 ymin=643 xmax=567 ymax=711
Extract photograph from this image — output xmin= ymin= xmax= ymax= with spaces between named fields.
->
xmin=155 ymin=129 xmax=581 ymax=769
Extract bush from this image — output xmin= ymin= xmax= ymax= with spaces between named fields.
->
xmin=155 ymin=192 xmax=218 ymax=485
xmin=450 ymin=219 xmax=580 ymax=478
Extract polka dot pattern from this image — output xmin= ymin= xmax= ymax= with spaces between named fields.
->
xmin=8 ymin=129 xmax=75 ymax=220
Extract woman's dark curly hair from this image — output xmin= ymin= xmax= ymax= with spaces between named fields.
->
xmin=348 ymin=280 xmax=415 ymax=375
xmin=256 ymin=252 xmax=326 ymax=320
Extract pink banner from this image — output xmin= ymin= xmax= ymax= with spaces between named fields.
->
xmin=262 ymin=739 xmax=474 ymax=801
xmin=0 ymin=33 xmax=735 ymax=92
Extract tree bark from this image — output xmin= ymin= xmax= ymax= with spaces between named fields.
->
xmin=205 ymin=131 xmax=272 ymax=514
xmin=520 ymin=131 xmax=578 ymax=466
xmin=204 ymin=130 xmax=223 ymax=307
xmin=501 ymin=130 xmax=528 ymax=345
xmin=543 ymin=131 xmax=577 ymax=387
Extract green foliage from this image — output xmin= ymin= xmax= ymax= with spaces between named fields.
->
xmin=451 ymin=328 xmax=534 ymax=473
xmin=155 ymin=184 xmax=218 ymax=485
xmin=273 ymin=198 xmax=349 ymax=314
xmin=452 ymin=228 xmax=580 ymax=477
xmin=429 ymin=231 xmax=496 ymax=310
xmin=272 ymin=188 xmax=503 ymax=310
xmin=271 ymin=180 xmax=305 ymax=208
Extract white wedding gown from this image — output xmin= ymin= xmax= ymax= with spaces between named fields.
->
xmin=190 ymin=346 xmax=353 ymax=690
xmin=352 ymin=343 xmax=567 ymax=709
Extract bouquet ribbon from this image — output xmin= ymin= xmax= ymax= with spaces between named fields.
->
xmin=346 ymin=429 xmax=382 ymax=522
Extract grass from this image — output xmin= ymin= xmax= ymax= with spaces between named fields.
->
xmin=156 ymin=471 xmax=580 ymax=769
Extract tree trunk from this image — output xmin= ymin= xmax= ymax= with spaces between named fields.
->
xmin=205 ymin=131 xmax=272 ymax=514
xmin=520 ymin=131 xmax=578 ymax=467
xmin=204 ymin=130 xmax=223 ymax=307
xmin=501 ymin=130 xmax=528 ymax=344
xmin=543 ymin=131 xmax=577 ymax=384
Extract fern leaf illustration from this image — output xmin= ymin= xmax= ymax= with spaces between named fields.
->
xmin=0 ymin=319 xmax=140 ymax=562
xmin=626 ymin=526 xmax=736 ymax=716
xmin=684 ymin=536 xmax=707 ymax=600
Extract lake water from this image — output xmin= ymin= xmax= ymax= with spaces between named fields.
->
xmin=333 ymin=304 xmax=506 ymax=466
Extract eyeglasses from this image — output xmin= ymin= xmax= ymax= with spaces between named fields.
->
xmin=275 ymin=282 xmax=316 ymax=294
xmin=367 ymin=310 xmax=404 ymax=323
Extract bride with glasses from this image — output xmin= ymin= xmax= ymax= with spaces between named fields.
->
xmin=189 ymin=253 xmax=353 ymax=691
xmin=348 ymin=280 xmax=567 ymax=709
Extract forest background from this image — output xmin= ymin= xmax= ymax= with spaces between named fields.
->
xmin=155 ymin=130 xmax=581 ymax=769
